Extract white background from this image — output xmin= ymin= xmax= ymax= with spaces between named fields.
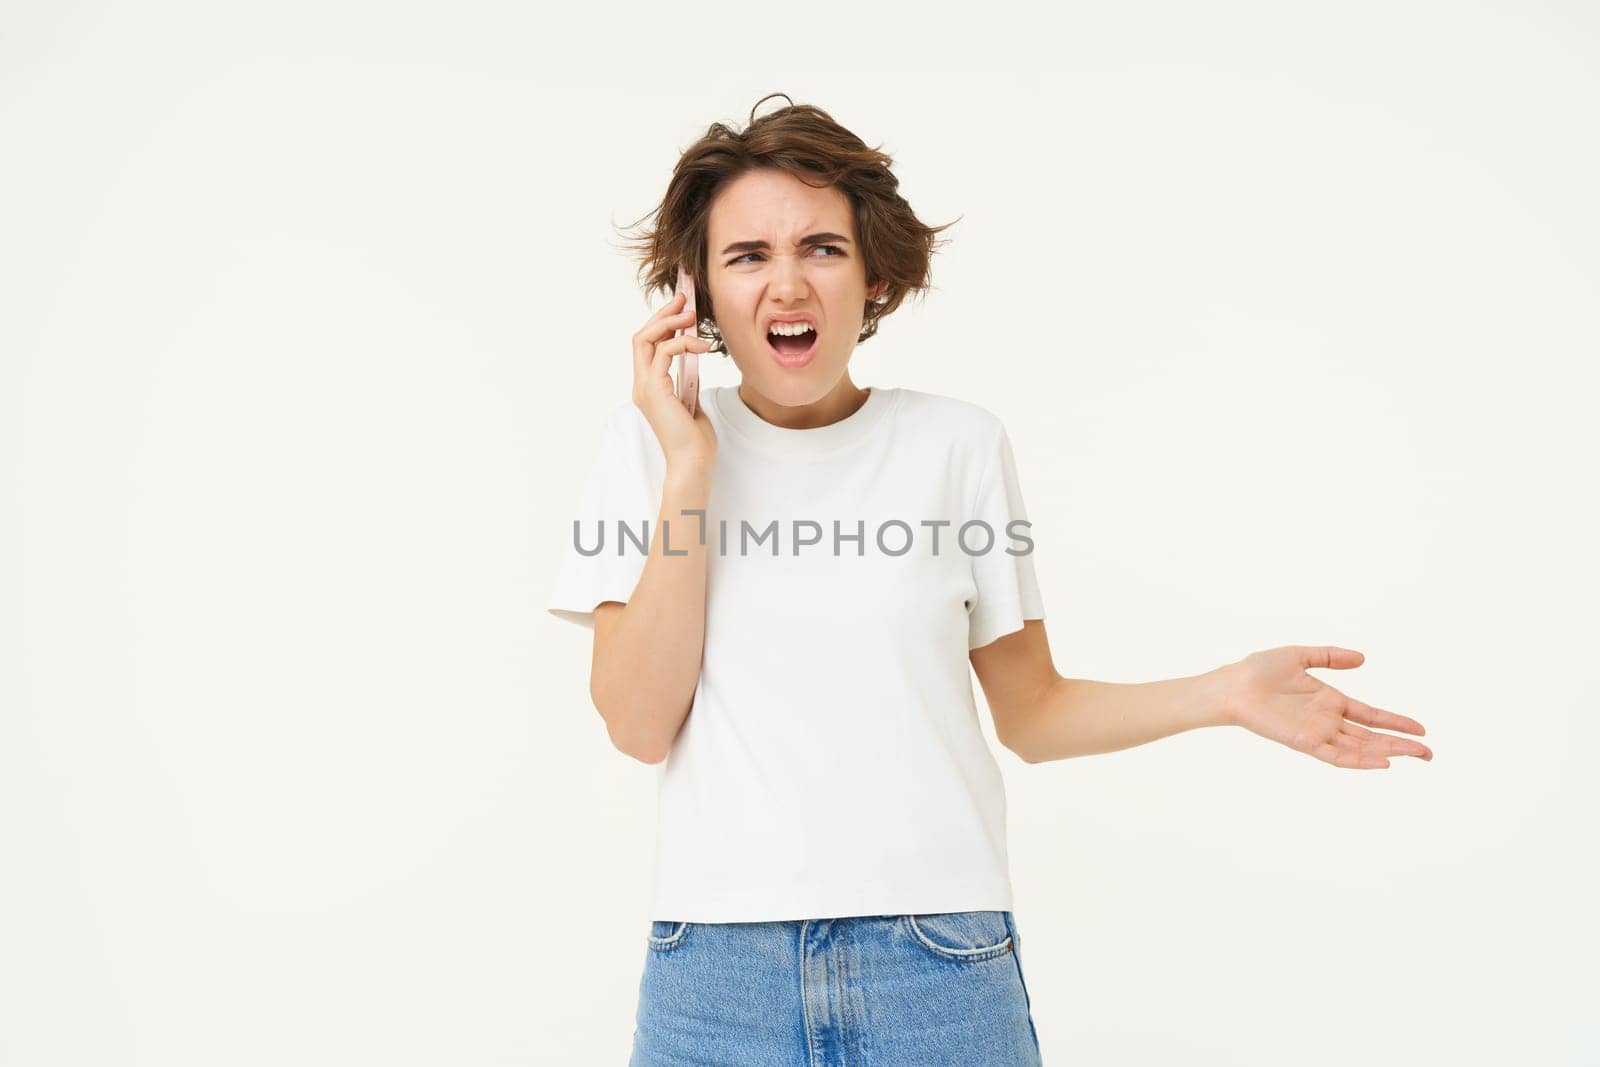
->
xmin=4 ymin=2 xmax=1597 ymax=1064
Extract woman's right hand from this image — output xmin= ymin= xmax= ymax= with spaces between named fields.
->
xmin=632 ymin=290 xmax=717 ymax=471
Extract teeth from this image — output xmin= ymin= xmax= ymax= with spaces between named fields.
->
xmin=769 ymin=322 xmax=815 ymax=337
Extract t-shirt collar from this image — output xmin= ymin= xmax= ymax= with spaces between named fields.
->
xmin=711 ymin=383 xmax=899 ymax=457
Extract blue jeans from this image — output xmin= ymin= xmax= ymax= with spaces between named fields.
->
xmin=630 ymin=910 xmax=1043 ymax=1065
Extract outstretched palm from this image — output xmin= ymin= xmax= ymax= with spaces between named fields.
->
xmin=1223 ymin=646 xmax=1432 ymax=769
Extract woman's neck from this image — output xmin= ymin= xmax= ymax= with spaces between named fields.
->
xmin=736 ymin=376 xmax=870 ymax=430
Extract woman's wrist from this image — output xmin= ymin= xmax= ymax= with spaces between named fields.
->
xmin=664 ymin=456 xmax=715 ymax=494
xmin=1204 ymin=662 xmax=1242 ymax=728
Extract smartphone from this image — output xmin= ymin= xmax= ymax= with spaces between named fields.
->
xmin=673 ymin=264 xmax=700 ymax=416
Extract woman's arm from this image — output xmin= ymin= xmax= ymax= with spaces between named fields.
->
xmin=590 ymin=459 xmax=713 ymax=764
xmin=970 ymin=620 xmax=1230 ymax=760
xmin=971 ymin=621 xmax=1431 ymax=767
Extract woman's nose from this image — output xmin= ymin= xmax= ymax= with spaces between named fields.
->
xmin=768 ymin=254 xmax=810 ymax=301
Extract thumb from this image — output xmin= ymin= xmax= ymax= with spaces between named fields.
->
xmin=1300 ymin=646 xmax=1364 ymax=670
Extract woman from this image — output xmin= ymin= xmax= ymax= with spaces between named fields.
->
xmin=547 ymin=94 xmax=1432 ymax=1066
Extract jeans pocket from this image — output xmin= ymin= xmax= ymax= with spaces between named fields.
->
xmin=900 ymin=910 xmax=1014 ymax=962
xmin=646 ymin=920 xmax=691 ymax=952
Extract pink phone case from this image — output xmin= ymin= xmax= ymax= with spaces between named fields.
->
xmin=673 ymin=265 xmax=699 ymax=416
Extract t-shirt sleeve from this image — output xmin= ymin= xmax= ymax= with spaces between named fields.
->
xmin=545 ymin=406 xmax=660 ymax=630
xmin=965 ymin=424 xmax=1047 ymax=650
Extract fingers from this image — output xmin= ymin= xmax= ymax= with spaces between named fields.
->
xmin=645 ymin=289 xmax=686 ymax=326
xmin=1299 ymin=645 xmax=1365 ymax=670
xmin=1339 ymin=720 xmax=1433 ymax=761
xmin=640 ymin=294 xmax=697 ymax=343
xmin=1312 ymin=737 xmax=1390 ymax=769
xmin=633 ymin=293 xmax=701 ymax=377
xmin=649 ymin=333 xmax=712 ymax=380
xmin=1340 ymin=693 xmax=1427 ymax=739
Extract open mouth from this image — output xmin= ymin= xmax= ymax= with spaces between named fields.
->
xmin=766 ymin=324 xmax=818 ymax=365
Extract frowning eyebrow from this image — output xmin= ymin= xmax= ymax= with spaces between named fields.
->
xmin=720 ymin=232 xmax=851 ymax=255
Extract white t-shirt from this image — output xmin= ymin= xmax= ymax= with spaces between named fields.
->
xmin=547 ymin=384 xmax=1046 ymax=922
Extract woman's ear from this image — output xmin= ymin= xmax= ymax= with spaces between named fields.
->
xmin=867 ymin=281 xmax=888 ymax=302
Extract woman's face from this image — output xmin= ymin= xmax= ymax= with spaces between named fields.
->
xmin=704 ymin=168 xmax=886 ymax=408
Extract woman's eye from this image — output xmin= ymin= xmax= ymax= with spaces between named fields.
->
xmin=728 ymin=245 xmax=845 ymax=266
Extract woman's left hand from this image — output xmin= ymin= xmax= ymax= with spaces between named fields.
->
xmin=1220 ymin=646 xmax=1432 ymax=768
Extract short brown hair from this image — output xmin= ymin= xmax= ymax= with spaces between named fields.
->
xmin=616 ymin=93 xmax=959 ymax=353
